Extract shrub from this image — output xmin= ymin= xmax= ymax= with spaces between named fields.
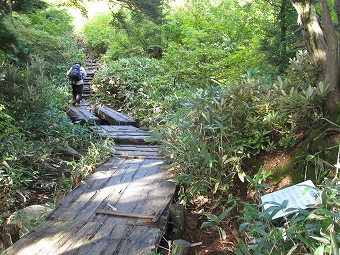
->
xmin=161 ymin=64 xmax=329 ymax=201
xmin=235 ymin=177 xmax=340 ymax=255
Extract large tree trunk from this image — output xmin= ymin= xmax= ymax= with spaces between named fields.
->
xmin=320 ymin=0 xmax=340 ymax=111
xmin=278 ymin=0 xmax=288 ymax=74
xmin=290 ymin=0 xmax=340 ymax=112
xmin=335 ymin=0 xmax=340 ymax=31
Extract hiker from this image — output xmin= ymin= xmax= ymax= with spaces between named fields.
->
xmin=76 ymin=36 xmax=84 ymax=49
xmin=67 ymin=61 xmax=87 ymax=106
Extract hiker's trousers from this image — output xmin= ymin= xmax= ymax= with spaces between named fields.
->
xmin=71 ymin=83 xmax=84 ymax=104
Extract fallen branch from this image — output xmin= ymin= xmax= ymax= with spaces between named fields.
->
xmin=95 ymin=210 xmax=154 ymax=220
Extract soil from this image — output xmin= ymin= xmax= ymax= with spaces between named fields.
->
xmin=161 ymin=205 xmax=241 ymax=255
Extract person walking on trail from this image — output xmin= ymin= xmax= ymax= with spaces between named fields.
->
xmin=67 ymin=61 xmax=87 ymax=106
xmin=76 ymin=36 xmax=84 ymax=50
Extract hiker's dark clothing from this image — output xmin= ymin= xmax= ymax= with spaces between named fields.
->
xmin=66 ymin=65 xmax=87 ymax=105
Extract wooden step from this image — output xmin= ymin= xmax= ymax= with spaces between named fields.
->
xmin=66 ymin=106 xmax=100 ymax=125
xmin=114 ymin=145 xmax=163 ymax=159
xmin=94 ymin=106 xmax=138 ymax=127
xmin=92 ymin=125 xmax=153 ymax=144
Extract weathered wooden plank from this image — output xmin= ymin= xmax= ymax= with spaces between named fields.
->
xmin=2 ymin=220 xmax=70 ymax=255
xmin=66 ymin=106 xmax=100 ymax=125
xmin=113 ymin=145 xmax=163 ymax=158
xmin=47 ymin=157 xmax=126 ymax=220
xmin=92 ymin=158 xmax=166 ymax=225
xmin=73 ymin=159 xmax=148 ymax=222
xmin=116 ymin=226 xmax=162 ymax=255
xmin=114 ymin=150 xmax=163 ymax=159
xmin=108 ymin=159 xmax=165 ymax=215
xmin=46 ymin=221 xmax=102 ymax=255
xmin=115 ymin=145 xmax=160 ymax=151
xmin=54 ymin=158 xmax=144 ymax=221
xmin=127 ymin=165 xmax=175 ymax=219
xmin=94 ymin=105 xmax=138 ymax=127
xmin=31 ymin=220 xmax=89 ymax=255
xmin=109 ymin=136 xmax=151 ymax=145
xmin=3 ymin=218 xmax=164 ymax=255
xmin=74 ymin=224 xmax=128 ymax=255
xmin=98 ymin=125 xmax=146 ymax=132
xmin=139 ymin=178 xmax=176 ymax=218
xmin=100 ymin=225 xmax=135 ymax=255
xmin=92 ymin=125 xmax=152 ymax=144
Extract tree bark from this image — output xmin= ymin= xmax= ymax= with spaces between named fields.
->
xmin=290 ymin=0 xmax=340 ymax=111
xmin=320 ymin=0 xmax=340 ymax=111
xmin=335 ymin=0 xmax=340 ymax=31
xmin=279 ymin=0 xmax=288 ymax=73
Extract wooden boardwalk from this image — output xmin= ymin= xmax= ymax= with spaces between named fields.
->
xmin=3 ymin=153 xmax=175 ymax=255
xmin=2 ymin=60 xmax=176 ymax=255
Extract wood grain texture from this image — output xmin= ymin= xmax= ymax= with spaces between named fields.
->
xmin=3 ymin=155 xmax=175 ymax=255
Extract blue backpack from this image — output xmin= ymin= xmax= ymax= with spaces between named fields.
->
xmin=70 ymin=63 xmax=82 ymax=81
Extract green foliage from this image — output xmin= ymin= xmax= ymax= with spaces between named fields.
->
xmin=113 ymin=0 xmax=163 ymax=23
xmin=0 ymin=105 xmax=18 ymax=135
xmin=91 ymin=44 xmax=328 ymax=203
xmin=12 ymin=0 xmax=48 ymax=14
xmin=259 ymin=0 xmax=300 ymax=74
xmin=201 ymin=200 xmax=236 ymax=228
xmin=201 ymin=199 xmax=236 ymax=241
xmin=84 ymin=0 xmax=282 ymax=83
xmin=161 ymin=0 xmax=270 ymax=84
xmin=82 ymin=13 xmax=113 ymax=57
xmin=0 ymin=55 xmax=109 ymax=214
xmin=0 ymin=0 xmax=47 ymax=14
xmin=0 ymin=17 xmax=23 ymax=62
xmin=0 ymin=4 xmax=79 ymax=73
xmin=160 ymin=62 xmax=329 ymax=200
xmin=83 ymin=9 xmax=162 ymax=60
xmin=234 ymin=177 xmax=340 ymax=255
xmin=67 ymin=139 xmax=115 ymax=179
xmin=90 ymin=56 xmax=178 ymax=124
xmin=244 ymin=168 xmax=272 ymax=202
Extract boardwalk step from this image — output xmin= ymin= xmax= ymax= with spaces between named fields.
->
xmin=114 ymin=145 xmax=163 ymax=159
xmin=66 ymin=106 xmax=100 ymax=125
xmin=94 ymin=105 xmax=138 ymax=127
xmin=92 ymin=125 xmax=153 ymax=144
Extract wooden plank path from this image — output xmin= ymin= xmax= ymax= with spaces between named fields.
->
xmin=66 ymin=106 xmax=100 ymax=125
xmin=95 ymin=106 xmax=139 ymax=127
xmin=3 ymin=121 xmax=176 ymax=254
xmin=2 ymin=59 xmax=176 ymax=255
xmin=3 ymin=154 xmax=175 ymax=255
xmin=93 ymin=125 xmax=152 ymax=145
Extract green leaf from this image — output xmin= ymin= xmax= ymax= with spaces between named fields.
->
xmin=310 ymin=235 xmax=330 ymax=244
xmin=254 ymin=228 xmax=271 ymax=238
xmin=238 ymin=171 xmax=246 ymax=182
xmin=213 ymin=181 xmax=219 ymax=194
xmin=236 ymin=238 xmax=252 ymax=255
xmin=233 ymin=248 xmax=245 ymax=255
xmin=207 ymin=214 xmax=219 ymax=222
xmin=314 ymin=245 xmax=325 ymax=255
xmin=201 ymin=221 xmax=214 ymax=228
xmin=315 ymin=208 xmax=340 ymax=219
xmin=218 ymin=204 xmax=235 ymax=221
